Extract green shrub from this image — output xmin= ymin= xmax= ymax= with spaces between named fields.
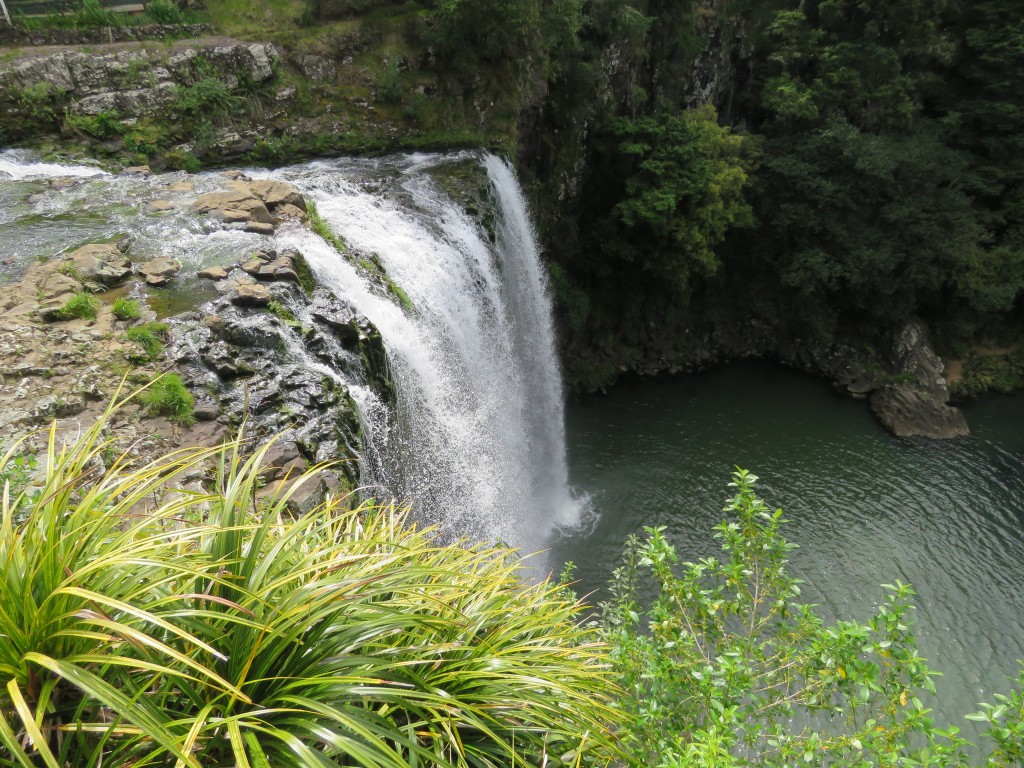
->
xmin=64 ymin=111 xmax=125 ymax=140
xmin=144 ymin=0 xmax=185 ymax=24
xmin=55 ymin=291 xmax=100 ymax=321
xmin=139 ymin=373 xmax=194 ymax=424
xmin=602 ymin=469 xmax=1024 ymax=767
xmin=112 ymin=297 xmax=141 ymax=321
xmin=174 ymin=75 xmax=242 ymax=126
xmin=0 ymin=405 xmax=619 ymax=767
xmin=76 ymin=0 xmax=120 ymax=27
xmin=124 ymin=321 xmax=169 ymax=362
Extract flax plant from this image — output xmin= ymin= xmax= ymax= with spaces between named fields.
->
xmin=1 ymin=403 xmax=619 ymax=768
xmin=0 ymin=393 xmax=240 ymax=768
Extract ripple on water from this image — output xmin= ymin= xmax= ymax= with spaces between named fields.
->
xmin=553 ymin=363 xmax=1024 ymax=745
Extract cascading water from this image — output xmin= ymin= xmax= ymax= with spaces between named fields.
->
xmin=0 ymin=149 xmax=582 ymax=559
xmin=271 ymin=153 xmax=582 ymax=555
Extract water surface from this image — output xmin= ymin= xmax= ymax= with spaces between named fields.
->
xmin=553 ymin=363 xmax=1024 ymax=743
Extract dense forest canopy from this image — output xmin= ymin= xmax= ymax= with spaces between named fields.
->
xmin=512 ymin=0 xmax=1024 ymax=385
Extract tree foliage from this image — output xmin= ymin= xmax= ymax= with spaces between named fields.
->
xmin=601 ymin=469 xmax=1024 ymax=768
xmin=611 ymin=106 xmax=756 ymax=298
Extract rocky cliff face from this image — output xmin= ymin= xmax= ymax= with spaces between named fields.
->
xmin=0 ymin=39 xmax=280 ymax=144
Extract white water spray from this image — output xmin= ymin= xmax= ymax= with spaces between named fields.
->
xmin=275 ymin=153 xmax=581 ymax=554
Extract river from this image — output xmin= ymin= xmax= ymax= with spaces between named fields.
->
xmin=552 ymin=362 xmax=1024 ymax=744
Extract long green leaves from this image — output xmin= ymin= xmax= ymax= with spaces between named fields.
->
xmin=1 ymin=406 xmax=618 ymax=767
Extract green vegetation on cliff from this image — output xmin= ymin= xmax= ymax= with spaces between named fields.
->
xmin=517 ymin=0 xmax=1024 ymax=388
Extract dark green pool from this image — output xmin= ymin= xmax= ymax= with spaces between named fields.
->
xmin=552 ymin=363 xmax=1024 ymax=743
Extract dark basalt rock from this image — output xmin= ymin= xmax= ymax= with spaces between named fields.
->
xmin=870 ymin=384 xmax=970 ymax=439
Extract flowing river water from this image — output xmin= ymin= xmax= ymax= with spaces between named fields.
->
xmin=552 ymin=362 xmax=1024 ymax=744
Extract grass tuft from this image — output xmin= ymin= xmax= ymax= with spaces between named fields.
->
xmin=139 ymin=373 xmax=195 ymax=425
xmin=55 ymin=291 xmax=100 ymax=321
xmin=112 ymin=297 xmax=142 ymax=321
xmin=125 ymin=321 xmax=169 ymax=362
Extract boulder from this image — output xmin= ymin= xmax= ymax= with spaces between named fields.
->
xmin=139 ymin=257 xmax=181 ymax=286
xmin=242 ymin=253 xmax=299 ymax=282
xmin=229 ymin=282 xmax=271 ymax=307
xmin=198 ymin=266 xmax=229 ymax=280
xmin=249 ymin=179 xmax=307 ymax=212
xmin=890 ymin=319 xmax=950 ymax=399
xmin=191 ymin=183 xmax=273 ymax=225
xmin=869 ymin=319 xmax=970 ymax=439
xmin=298 ymin=54 xmax=337 ymax=83
xmin=870 ymin=384 xmax=970 ymax=439
xmin=200 ymin=341 xmax=256 ymax=379
xmin=69 ymin=243 xmax=132 ymax=286
xmin=275 ymin=203 xmax=306 ymax=220
xmin=147 ymin=199 xmax=173 ymax=213
xmin=244 ymin=222 xmax=276 ymax=235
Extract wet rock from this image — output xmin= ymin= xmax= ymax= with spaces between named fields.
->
xmin=124 ymin=165 xmax=151 ymax=176
xmin=229 ymin=282 xmax=271 ymax=307
xmin=139 ymin=257 xmax=181 ymax=286
xmin=166 ymin=181 xmax=194 ymax=193
xmin=870 ymin=385 xmax=970 ymax=439
xmin=243 ymin=253 xmax=300 ymax=282
xmin=275 ymin=203 xmax=306 ymax=220
xmin=244 ymin=222 xmax=275 ymax=235
xmin=198 ymin=266 xmax=229 ymax=280
xmin=211 ymin=316 xmax=282 ymax=349
xmin=115 ymin=234 xmax=135 ymax=254
xmin=69 ymin=243 xmax=132 ymax=286
xmin=249 ymin=179 xmax=307 ymax=212
xmin=241 ymin=259 xmax=266 ymax=276
xmin=200 ymin=341 xmax=256 ymax=379
xmin=191 ymin=183 xmax=273 ymax=225
xmin=147 ymin=199 xmax=174 ymax=213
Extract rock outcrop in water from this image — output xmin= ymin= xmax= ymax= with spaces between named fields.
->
xmin=869 ymin=320 xmax=970 ymax=440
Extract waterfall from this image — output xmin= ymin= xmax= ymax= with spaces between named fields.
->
xmin=0 ymin=149 xmax=582 ymax=558
xmin=272 ymin=152 xmax=581 ymax=555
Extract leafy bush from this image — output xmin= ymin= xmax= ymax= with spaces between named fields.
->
xmin=174 ymin=75 xmax=242 ymax=126
xmin=111 ymin=297 xmax=141 ymax=321
xmin=64 ymin=110 xmax=125 ymax=140
xmin=143 ymin=0 xmax=185 ymax=24
xmin=138 ymin=372 xmax=194 ymax=424
xmin=601 ymin=469 xmax=1002 ymax=767
xmin=0 ymin=404 xmax=619 ymax=767
xmin=55 ymin=291 xmax=100 ymax=321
